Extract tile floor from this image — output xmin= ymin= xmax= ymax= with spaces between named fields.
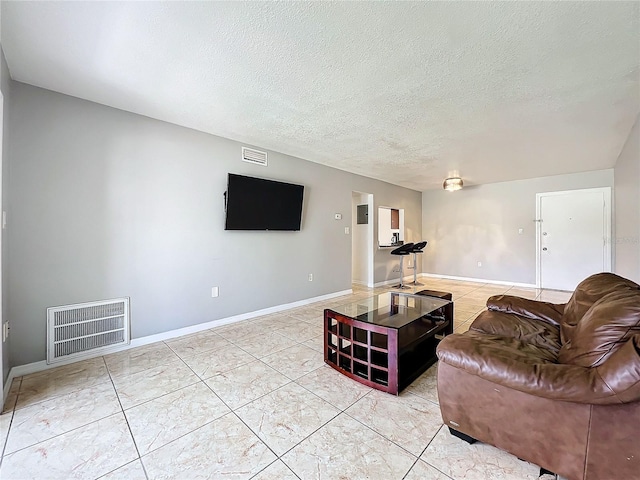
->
xmin=0 ymin=278 xmax=573 ymax=480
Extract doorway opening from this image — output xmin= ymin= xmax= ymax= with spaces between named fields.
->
xmin=352 ymin=192 xmax=374 ymax=287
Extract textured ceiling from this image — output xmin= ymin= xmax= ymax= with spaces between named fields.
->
xmin=2 ymin=2 xmax=639 ymax=191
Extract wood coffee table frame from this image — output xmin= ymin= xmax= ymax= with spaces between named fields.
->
xmin=324 ymin=291 xmax=453 ymax=395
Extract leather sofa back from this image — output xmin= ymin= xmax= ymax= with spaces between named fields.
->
xmin=559 ymin=289 xmax=640 ymax=367
xmin=560 ymin=273 xmax=640 ymax=344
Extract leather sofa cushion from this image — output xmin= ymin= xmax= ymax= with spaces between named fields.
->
xmin=470 ymin=310 xmax=562 ymax=355
xmin=561 ymin=273 xmax=640 ymax=344
xmin=558 ymin=290 xmax=640 ymax=367
xmin=438 ymin=330 xmax=558 ymax=368
xmin=437 ymin=332 xmax=640 ymax=404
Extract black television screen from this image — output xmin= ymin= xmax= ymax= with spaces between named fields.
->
xmin=224 ymin=174 xmax=304 ymax=231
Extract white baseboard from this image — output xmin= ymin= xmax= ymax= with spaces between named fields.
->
xmin=420 ymin=272 xmax=536 ymax=288
xmin=4 ymin=288 xmax=353 ymax=384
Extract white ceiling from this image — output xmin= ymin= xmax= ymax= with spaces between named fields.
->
xmin=2 ymin=2 xmax=639 ymax=191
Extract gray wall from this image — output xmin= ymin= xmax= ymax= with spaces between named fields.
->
xmin=421 ymin=170 xmax=614 ymax=285
xmin=613 ymin=115 xmax=640 ymax=283
xmin=1 ymin=47 xmax=10 ymax=383
xmin=8 ymin=82 xmax=421 ymax=366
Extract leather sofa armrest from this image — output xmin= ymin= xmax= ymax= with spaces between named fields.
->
xmin=486 ymin=295 xmax=565 ymax=326
xmin=595 ymin=335 xmax=640 ymax=403
xmin=437 ymin=333 xmax=640 ymax=405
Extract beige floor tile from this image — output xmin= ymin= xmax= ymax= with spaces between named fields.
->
xmin=405 ymin=459 xmax=452 ymax=480
xmin=276 ymin=321 xmax=324 ymax=342
xmin=252 ymin=460 xmax=299 ymax=480
xmin=204 ymin=360 xmax=291 ymax=410
xmin=299 ymin=314 xmax=324 ymax=326
xmin=99 ymin=459 xmax=147 ymax=480
xmin=0 ymin=411 xmax=13 ymax=454
xmin=236 ymin=382 xmax=339 ymax=455
xmin=324 ymin=295 xmax=361 ymax=307
xmin=454 ymin=300 xmax=485 ymax=312
xmin=105 ymin=342 xmax=179 ymax=378
xmin=112 ymin=358 xmax=199 ymax=409
xmin=296 ymin=365 xmax=371 ymax=411
xmin=142 ymin=413 xmax=276 ymax=480
xmin=261 ymin=344 xmax=325 ymax=380
xmin=180 ymin=343 xmax=255 ymax=380
xmin=450 ymin=287 xmax=482 ymax=298
xmin=421 ymin=426 xmax=540 ymax=480
xmin=405 ymin=364 xmax=439 ymax=404
xmin=286 ymin=306 xmax=325 ymax=323
xmin=17 ymin=357 xmax=110 ymax=409
xmin=248 ymin=314 xmax=300 ymax=330
xmin=301 ymin=334 xmax=325 ymax=353
xmin=345 ymin=389 xmax=443 ymax=456
xmin=456 ymin=291 xmax=494 ymax=303
xmin=454 ymin=299 xmax=487 ymax=312
xmin=504 ymin=287 xmax=542 ymax=300
xmin=281 ymin=412 xmax=416 ymax=480
xmin=473 ymin=285 xmax=512 ymax=296
xmin=164 ymin=330 xmax=231 ymax=358
xmin=125 ymin=382 xmax=229 ymax=455
xmin=537 ymin=290 xmax=573 ymax=303
xmin=6 ymin=381 xmax=121 ymax=454
xmin=2 ymin=377 xmax=21 ymax=413
xmin=215 ymin=319 xmax=267 ymax=341
xmin=0 ymin=413 xmax=137 ymax=480
xmin=453 ymin=312 xmax=475 ymax=329
xmin=229 ymin=331 xmax=297 ymax=358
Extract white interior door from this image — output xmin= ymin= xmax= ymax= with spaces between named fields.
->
xmin=536 ymin=188 xmax=611 ymax=291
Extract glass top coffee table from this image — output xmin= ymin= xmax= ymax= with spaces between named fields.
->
xmin=324 ymin=291 xmax=453 ymax=395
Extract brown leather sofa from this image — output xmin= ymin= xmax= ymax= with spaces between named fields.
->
xmin=436 ymin=273 xmax=640 ymax=480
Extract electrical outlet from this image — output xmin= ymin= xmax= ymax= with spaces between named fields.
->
xmin=477 ymin=261 xmax=482 ymax=267
xmin=308 ymin=273 xmax=313 ymax=281
xmin=344 ymin=227 xmax=350 ymax=234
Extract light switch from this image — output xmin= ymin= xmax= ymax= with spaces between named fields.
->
xmin=518 ymin=228 xmax=523 ymax=234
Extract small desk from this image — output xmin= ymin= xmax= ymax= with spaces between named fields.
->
xmin=324 ymin=291 xmax=453 ymax=395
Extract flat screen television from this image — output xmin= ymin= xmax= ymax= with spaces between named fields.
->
xmin=224 ymin=174 xmax=304 ymax=231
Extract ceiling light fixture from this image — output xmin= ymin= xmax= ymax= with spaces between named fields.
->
xmin=443 ymin=177 xmax=463 ymax=192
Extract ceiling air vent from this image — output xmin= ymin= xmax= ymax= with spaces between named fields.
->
xmin=242 ymin=147 xmax=268 ymax=166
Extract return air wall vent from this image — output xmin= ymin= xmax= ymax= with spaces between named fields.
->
xmin=46 ymin=297 xmax=130 ymax=364
xmin=242 ymin=146 xmax=268 ymax=166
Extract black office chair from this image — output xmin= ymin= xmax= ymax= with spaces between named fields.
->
xmin=409 ymin=241 xmax=427 ymax=286
xmin=390 ymin=243 xmax=414 ymax=289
